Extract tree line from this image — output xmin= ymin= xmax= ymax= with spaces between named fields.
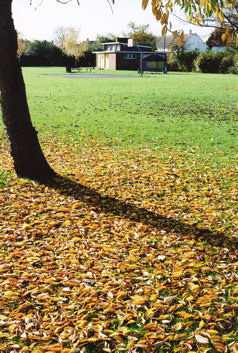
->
xmin=17 ymin=22 xmax=157 ymax=68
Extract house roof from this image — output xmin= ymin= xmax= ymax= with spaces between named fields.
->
xmin=156 ymin=33 xmax=195 ymax=49
xmin=102 ymin=41 xmax=152 ymax=49
xmin=93 ymin=51 xmax=155 ymax=54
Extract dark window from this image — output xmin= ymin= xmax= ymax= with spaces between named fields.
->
xmin=124 ymin=53 xmax=137 ymax=59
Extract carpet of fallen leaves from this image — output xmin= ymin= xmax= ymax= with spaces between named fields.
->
xmin=0 ymin=137 xmax=237 ymax=353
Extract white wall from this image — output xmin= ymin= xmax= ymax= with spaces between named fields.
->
xmin=211 ymin=46 xmax=225 ymax=53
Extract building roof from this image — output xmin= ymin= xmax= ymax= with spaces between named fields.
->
xmin=93 ymin=50 xmax=154 ymax=54
xmin=101 ymin=41 xmax=152 ymax=49
xmin=156 ymin=33 xmax=195 ymax=49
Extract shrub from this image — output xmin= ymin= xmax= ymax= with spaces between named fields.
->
xmin=228 ymin=53 xmax=238 ymax=74
xmin=220 ymin=53 xmax=234 ymax=73
xmin=167 ymin=45 xmax=199 ymax=72
xmin=195 ymin=51 xmax=225 ymax=73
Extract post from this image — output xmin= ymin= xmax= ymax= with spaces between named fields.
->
xmin=140 ymin=51 xmax=143 ymax=76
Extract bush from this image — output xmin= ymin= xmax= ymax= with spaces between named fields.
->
xmin=21 ymin=40 xmax=69 ymax=66
xmin=195 ymin=49 xmax=238 ymax=74
xmin=195 ymin=51 xmax=225 ymax=73
xmin=228 ymin=53 xmax=238 ymax=74
xmin=167 ymin=45 xmax=199 ymax=72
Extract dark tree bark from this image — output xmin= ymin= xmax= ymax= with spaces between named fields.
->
xmin=0 ymin=0 xmax=56 ymax=182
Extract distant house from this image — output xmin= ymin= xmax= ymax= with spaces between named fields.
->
xmin=156 ymin=32 xmax=207 ymax=52
xmin=211 ymin=46 xmax=225 ymax=53
xmin=93 ymin=37 xmax=155 ymax=70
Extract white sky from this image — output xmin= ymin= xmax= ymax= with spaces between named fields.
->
xmin=12 ymin=0 xmax=213 ymax=42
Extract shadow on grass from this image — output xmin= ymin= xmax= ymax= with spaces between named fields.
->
xmin=49 ymin=175 xmax=237 ymax=251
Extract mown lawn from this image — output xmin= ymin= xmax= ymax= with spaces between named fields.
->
xmin=21 ymin=67 xmax=238 ymax=162
xmin=0 ymin=68 xmax=237 ymax=353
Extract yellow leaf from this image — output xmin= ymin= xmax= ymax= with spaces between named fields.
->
xmin=158 ymin=314 xmax=170 ymax=320
xmin=127 ymin=340 xmax=136 ymax=348
xmin=189 ymin=283 xmax=200 ymax=293
xmin=156 ymin=9 xmax=161 ymax=20
xmin=116 ymin=290 xmax=127 ymax=299
xmin=161 ymin=13 xmax=168 ymax=25
xmin=143 ymin=323 xmax=158 ymax=330
xmin=142 ymin=0 xmax=149 ymax=10
xmin=9 ymin=324 xmax=18 ymax=333
xmin=22 ymin=223 xmax=29 ymax=229
xmin=136 ymin=339 xmax=147 ymax=345
xmin=222 ymin=33 xmax=227 ymax=43
xmin=63 ymin=220 xmax=71 ymax=227
xmin=162 ymin=25 xmax=167 ymax=36
xmin=207 ymin=329 xmax=219 ymax=334
xmin=219 ymin=10 xmax=224 ymax=22
xmin=47 ymin=344 xmax=64 ymax=351
xmin=178 ymin=33 xmax=184 ymax=48
xmin=177 ymin=311 xmax=194 ymax=319
xmin=196 ymin=294 xmax=216 ymax=305
xmin=145 ymin=308 xmax=155 ymax=318
xmin=213 ymin=342 xmax=226 ymax=352
xmin=4 ymin=290 xmax=20 ymax=298
xmin=119 ymin=326 xmax=131 ymax=335
xmin=131 ymin=295 xmax=147 ymax=305
xmin=199 ymin=320 xmax=205 ymax=329
xmin=171 ymin=270 xmax=183 ymax=278
xmin=122 ymin=313 xmax=134 ymax=322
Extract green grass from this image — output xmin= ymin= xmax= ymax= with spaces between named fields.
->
xmin=1 ymin=67 xmax=238 ymax=164
xmin=0 ymin=171 xmax=11 ymax=188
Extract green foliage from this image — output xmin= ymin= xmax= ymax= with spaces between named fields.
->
xmin=126 ymin=22 xmax=157 ymax=50
xmin=96 ymin=34 xmax=116 ymax=44
xmin=195 ymin=49 xmax=238 ymax=73
xmin=168 ymin=45 xmax=199 ymax=72
xmin=22 ymin=40 xmax=67 ymax=66
xmin=195 ymin=51 xmax=225 ymax=73
xmin=228 ymin=53 xmax=238 ymax=74
xmin=220 ymin=52 xmax=234 ymax=72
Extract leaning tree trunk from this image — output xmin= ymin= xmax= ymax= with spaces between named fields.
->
xmin=0 ymin=0 xmax=55 ymax=182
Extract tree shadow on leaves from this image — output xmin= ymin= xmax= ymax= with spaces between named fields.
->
xmin=48 ymin=175 xmax=237 ymax=251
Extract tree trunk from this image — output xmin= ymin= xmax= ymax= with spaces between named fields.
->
xmin=0 ymin=0 xmax=56 ymax=182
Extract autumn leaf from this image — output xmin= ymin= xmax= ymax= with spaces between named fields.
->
xmin=142 ymin=0 xmax=149 ymax=9
xmin=0 ymin=136 xmax=237 ymax=352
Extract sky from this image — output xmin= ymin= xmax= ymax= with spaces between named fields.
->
xmin=12 ymin=0 xmax=213 ymax=42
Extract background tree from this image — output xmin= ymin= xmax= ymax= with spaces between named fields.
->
xmin=17 ymin=32 xmax=26 ymax=64
xmin=63 ymin=27 xmax=87 ymax=67
xmin=53 ymin=25 xmax=67 ymax=50
xmin=96 ymin=33 xmax=116 ymax=44
xmin=125 ymin=22 xmax=157 ymax=50
xmin=22 ymin=40 xmax=67 ymax=66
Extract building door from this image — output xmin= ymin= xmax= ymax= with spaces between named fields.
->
xmin=105 ymin=54 xmax=109 ymax=69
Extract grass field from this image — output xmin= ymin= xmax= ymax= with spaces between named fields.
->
xmin=16 ymin=67 xmax=238 ymax=162
xmin=0 ymin=68 xmax=237 ymax=352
